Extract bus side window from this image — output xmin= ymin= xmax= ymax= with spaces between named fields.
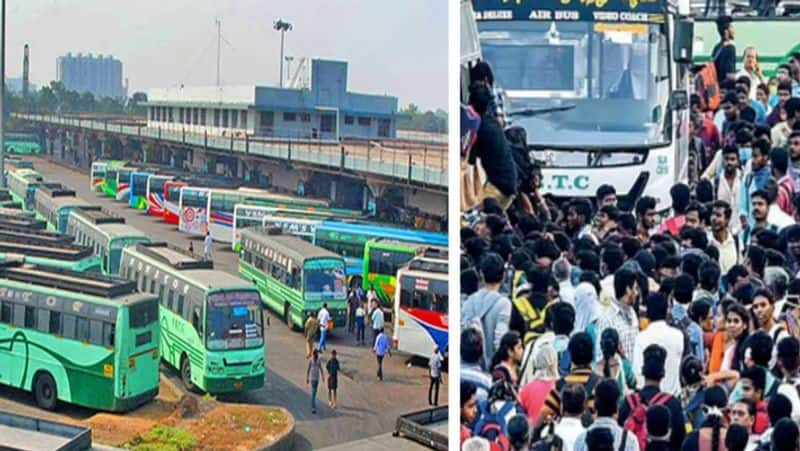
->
xmin=36 ymin=309 xmax=49 ymax=333
xmin=192 ymin=308 xmax=202 ymax=333
xmin=177 ymin=295 xmax=185 ymax=318
xmin=24 ymin=306 xmax=36 ymax=329
xmin=167 ymin=290 xmax=175 ymax=311
xmin=49 ymin=311 xmax=61 ymax=334
xmin=150 ymin=279 xmax=156 ymax=294
xmin=159 ymin=286 xmax=166 ymax=305
xmin=0 ymin=301 xmax=11 ymax=323
xmin=76 ymin=317 xmax=90 ymax=342
xmin=89 ymin=320 xmax=104 ymax=346
xmin=103 ymin=322 xmax=116 ymax=347
xmin=62 ymin=314 xmax=77 ymax=340
xmin=12 ymin=304 xmax=25 ymax=328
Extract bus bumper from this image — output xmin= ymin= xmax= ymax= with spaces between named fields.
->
xmin=204 ymin=372 xmax=265 ymax=394
xmin=112 ymin=387 xmax=160 ymax=412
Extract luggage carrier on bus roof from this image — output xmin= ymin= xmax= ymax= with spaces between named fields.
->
xmin=39 ymin=183 xmax=76 ymax=198
xmin=0 ymin=237 xmax=94 ymax=261
xmin=419 ymin=246 xmax=447 ymax=260
xmin=73 ymin=206 xmax=126 ymax=225
xmin=0 ymin=215 xmax=46 ymax=230
xmin=135 ymin=241 xmax=214 ymax=270
xmin=0 ymin=225 xmax=75 ymax=244
xmin=0 ymin=261 xmax=138 ymax=298
xmin=407 ymin=258 xmax=448 ymax=274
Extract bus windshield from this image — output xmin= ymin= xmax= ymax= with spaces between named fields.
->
xmin=399 ymin=275 xmax=448 ymax=313
xmin=166 ymin=185 xmax=180 ymax=201
xmin=479 ymin=20 xmax=670 ymax=148
xmin=304 ymin=259 xmax=347 ymax=301
xmin=206 ymin=290 xmax=264 ymax=351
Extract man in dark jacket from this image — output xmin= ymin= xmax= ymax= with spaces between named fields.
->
xmin=468 ymin=82 xmax=518 ymax=210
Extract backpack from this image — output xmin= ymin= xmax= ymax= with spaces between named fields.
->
xmin=473 ymin=399 xmax=522 ymax=439
xmin=695 ymin=56 xmax=721 ymax=112
xmin=555 ymin=373 xmax=601 ymax=427
xmin=623 ymin=392 xmax=673 ymax=451
xmin=530 ymin=422 xmax=563 ymax=451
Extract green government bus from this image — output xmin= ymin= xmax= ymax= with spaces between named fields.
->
xmin=120 ymin=242 xmax=265 ymax=394
xmin=0 ymin=237 xmax=102 ymax=273
xmin=0 ymin=261 xmax=161 ymax=411
xmin=0 ymin=212 xmax=46 ymax=230
xmin=0 ymin=189 xmax=23 ymax=209
xmin=7 ymin=168 xmax=44 ymax=210
xmin=239 ymin=227 xmax=347 ymax=330
xmin=0 ymin=225 xmax=75 ymax=245
xmin=362 ymin=240 xmax=448 ymax=309
xmin=34 ymin=185 xmax=91 ymax=234
xmin=66 ymin=208 xmax=151 ymax=276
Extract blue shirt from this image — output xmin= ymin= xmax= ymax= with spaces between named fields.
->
xmin=374 ymin=333 xmax=391 ymax=356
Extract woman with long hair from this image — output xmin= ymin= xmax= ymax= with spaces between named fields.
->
xmin=490 ymin=331 xmax=523 ymax=389
xmin=593 ymin=328 xmax=635 ymax=395
xmin=709 ymin=303 xmax=750 ymax=373
xmin=681 ymin=385 xmax=729 ymax=451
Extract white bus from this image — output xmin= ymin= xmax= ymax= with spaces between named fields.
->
xmin=393 ymin=257 xmax=448 ymax=358
xmin=231 ymin=204 xmax=343 ymax=251
xmin=469 ymin=0 xmax=694 ymax=210
xmin=202 ymin=188 xmax=329 ymax=244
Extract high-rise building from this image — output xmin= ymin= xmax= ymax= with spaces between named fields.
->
xmin=56 ymin=53 xmax=127 ymax=99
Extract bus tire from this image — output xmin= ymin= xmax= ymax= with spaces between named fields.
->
xmin=33 ymin=372 xmax=58 ymax=411
xmin=180 ymin=354 xmax=197 ymax=393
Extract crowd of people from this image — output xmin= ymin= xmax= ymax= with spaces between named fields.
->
xmin=460 ymin=14 xmax=800 ymax=451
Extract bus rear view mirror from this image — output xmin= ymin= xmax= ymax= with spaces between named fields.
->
xmin=670 ymin=91 xmax=689 ymax=111
xmin=673 ymin=18 xmax=693 ymax=64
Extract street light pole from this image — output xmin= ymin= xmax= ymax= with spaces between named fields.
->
xmin=273 ymin=19 xmax=292 ymax=88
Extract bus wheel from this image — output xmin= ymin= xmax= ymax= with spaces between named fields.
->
xmin=180 ymin=354 xmax=197 ymax=393
xmin=33 ymin=372 xmax=58 ymax=411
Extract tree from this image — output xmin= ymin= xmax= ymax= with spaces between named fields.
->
xmin=397 ymin=102 xmax=447 ymax=133
xmin=126 ymin=92 xmax=148 ymax=117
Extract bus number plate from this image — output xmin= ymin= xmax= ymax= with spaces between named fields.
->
xmin=233 ymin=381 xmax=244 ymax=390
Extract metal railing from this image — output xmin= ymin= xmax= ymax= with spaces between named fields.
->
xmin=14 ymin=113 xmax=448 ymax=189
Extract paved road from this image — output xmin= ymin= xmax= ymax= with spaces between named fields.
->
xmin=9 ymin=156 xmax=448 ymax=450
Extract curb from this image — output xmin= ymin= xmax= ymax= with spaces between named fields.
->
xmin=256 ymin=406 xmax=295 ymax=451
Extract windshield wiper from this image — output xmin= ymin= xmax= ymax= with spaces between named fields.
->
xmin=507 ymin=104 xmax=576 ymax=117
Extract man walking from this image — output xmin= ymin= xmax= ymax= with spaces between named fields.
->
xmin=317 ymin=303 xmax=331 ymax=352
xmin=306 ymin=349 xmax=325 ymax=414
xmin=429 ymin=346 xmax=443 ymax=406
xmin=347 ymin=289 xmax=358 ymax=334
xmin=203 ymin=230 xmax=213 ymax=261
xmin=355 ymin=300 xmax=366 ymax=345
xmin=370 ymin=299 xmax=384 ymax=344
xmin=304 ymin=312 xmax=319 ymax=358
xmin=374 ymin=327 xmax=391 ymax=382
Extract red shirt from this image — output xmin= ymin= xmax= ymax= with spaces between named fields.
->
xmin=657 ymin=214 xmax=687 ymax=237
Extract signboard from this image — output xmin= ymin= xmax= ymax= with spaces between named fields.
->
xmin=472 ymin=0 xmax=665 ymax=22
xmin=208 ymin=291 xmax=261 ymax=308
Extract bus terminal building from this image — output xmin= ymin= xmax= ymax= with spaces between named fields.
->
xmin=144 ymin=59 xmax=400 ymax=141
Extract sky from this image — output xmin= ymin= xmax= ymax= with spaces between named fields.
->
xmin=5 ymin=0 xmax=448 ymax=111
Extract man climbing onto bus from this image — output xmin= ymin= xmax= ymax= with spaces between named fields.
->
xmin=318 ymin=303 xmax=331 ymax=353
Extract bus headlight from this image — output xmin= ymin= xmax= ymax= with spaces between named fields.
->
xmin=253 ymin=358 xmax=264 ymax=371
